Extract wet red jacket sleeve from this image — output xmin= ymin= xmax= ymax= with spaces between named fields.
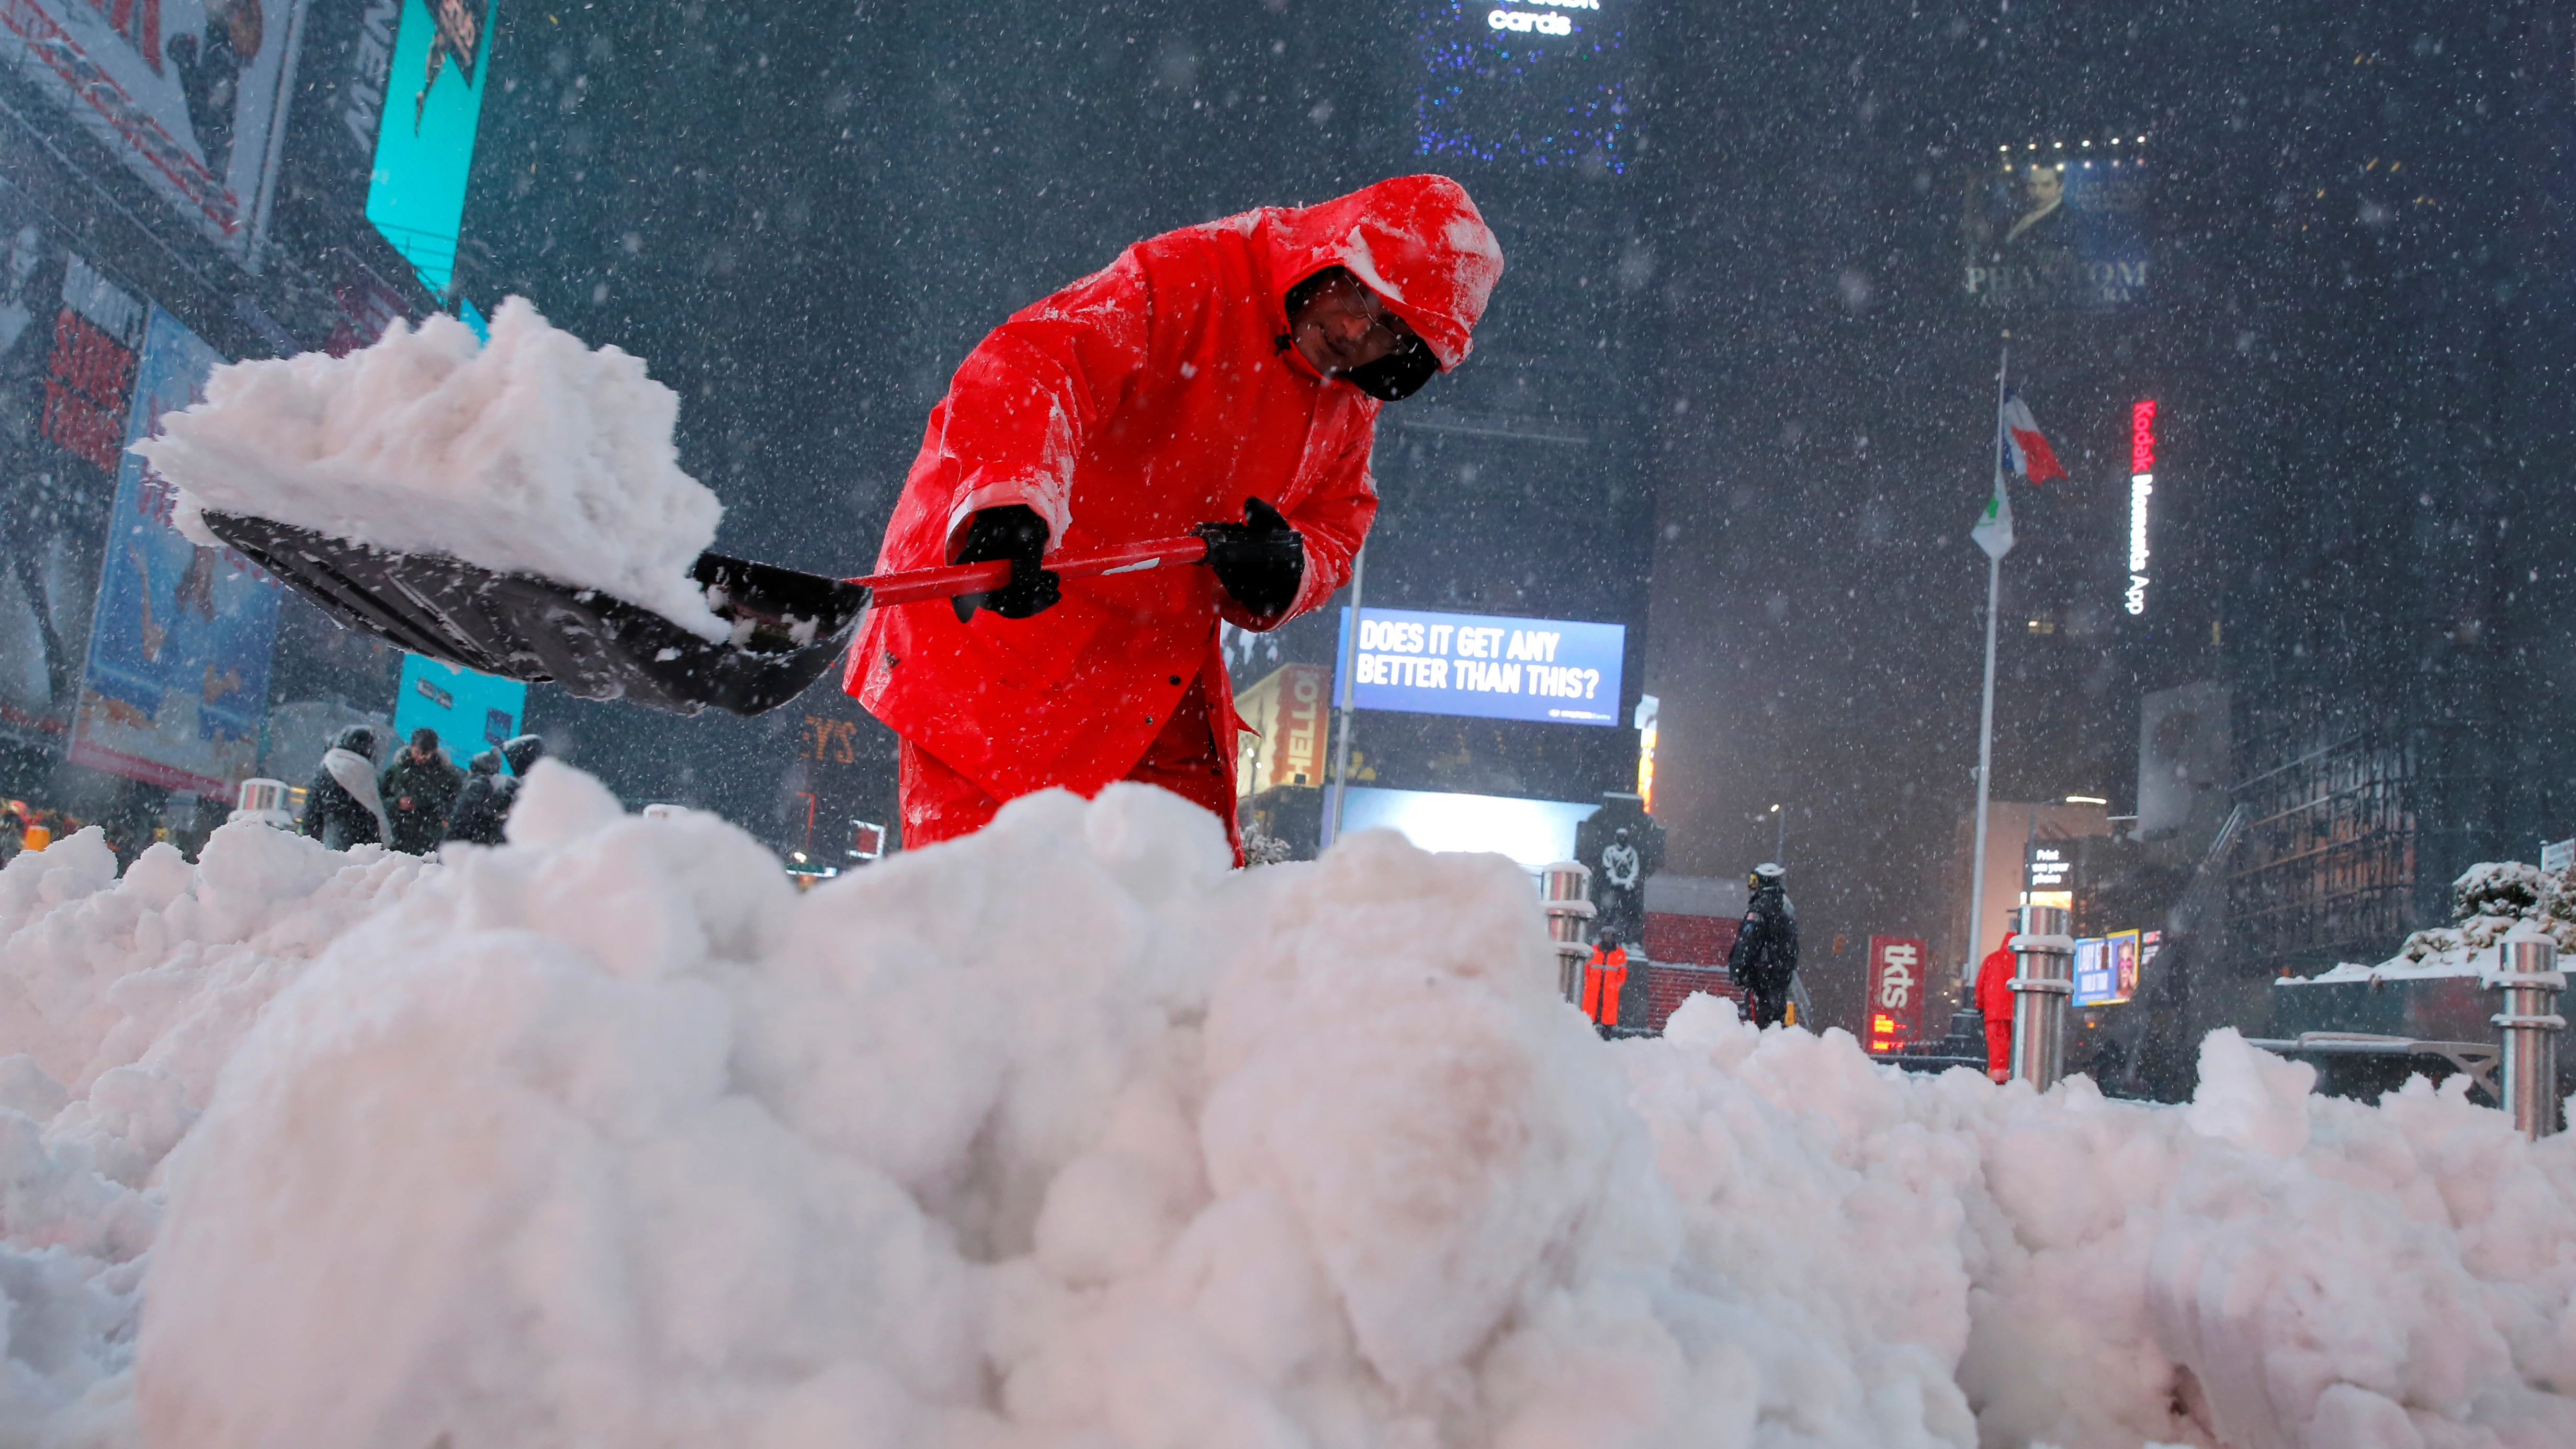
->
xmin=921 ymin=253 xmax=1153 ymax=555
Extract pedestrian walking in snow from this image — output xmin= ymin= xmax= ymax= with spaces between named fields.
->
xmin=303 ymin=726 xmax=391 ymax=851
xmin=1976 ymin=929 xmax=2019 ymax=1082
xmin=444 ymin=735 xmax=545 ymax=846
xmin=379 ymin=728 xmax=465 ymax=855
xmin=1726 ymin=862 xmax=1800 ymax=1028
xmin=846 ymin=175 xmax=1503 ymax=863
xmin=1582 ymin=931 xmax=1629 ymax=1036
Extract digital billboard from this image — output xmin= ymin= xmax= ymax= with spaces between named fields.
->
xmin=0 ymin=0 xmax=310 ymax=266
xmin=1340 ymin=786 xmax=1598 ymax=871
xmin=389 ymin=654 xmax=524 ymax=757
xmin=2072 ymin=936 xmax=2113 ymax=1006
xmin=1864 ymin=935 xmax=1929 ymax=1054
xmin=0 ymin=208 xmax=149 ymax=754
xmin=1416 ymin=1 xmax=1628 ymax=173
xmin=2072 ymin=932 xmax=2148 ymax=1008
xmin=1962 ymin=140 xmax=2151 ymax=312
xmin=68 ymin=305 xmax=281 ymax=795
xmin=1335 ymin=605 xmax=1624 ymax=726
xmin=363 ymin=0 xmax=493 ymax=295
xmin=1232 ymin=662 xmax=1327 ymax=798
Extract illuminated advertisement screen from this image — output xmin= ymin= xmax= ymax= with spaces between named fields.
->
xmin=1865 ymin=935 xmax=1929 ymax=1054
xmin=1416 ymin=1 xmax=1627 ymax=173
xmin=1339 ymin=786 xmax=1597 ymax=870
xmin=2072 ymin=936 xmax=2115 ymax=1006
xmin=1335 ymin=605 xmax=1624 ymax=726
xmin=0 ymin=0 xmax=310 ymax=265
xmin=390 ymin=654 xmax=526 ymax=757
xmin=1962 ymin=140 xmax=2151 ymax=312
xmin=2106 ymin=929 xmax=2141 ymax=1004
xmin=366 ymin=0 xmax=495 ymax=295
xmin=70 ymin=307 xmax=283 ymax=795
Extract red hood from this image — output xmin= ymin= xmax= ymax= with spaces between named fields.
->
xmin=1260 ymin=174 xmax=1504 ymax=370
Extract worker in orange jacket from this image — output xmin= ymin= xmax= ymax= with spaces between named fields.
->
xmin=1975 ymin=932 xmax=2019 ymax=1081
xmin=1583 ymin=932 xmax=1629 ymax=1035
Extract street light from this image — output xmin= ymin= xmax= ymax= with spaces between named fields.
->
xmin=1769 ymin=802 xmax=1783 ymax=863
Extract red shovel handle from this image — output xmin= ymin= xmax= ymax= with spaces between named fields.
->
xmin=851 ymin=535 xmax=1211 ymax=607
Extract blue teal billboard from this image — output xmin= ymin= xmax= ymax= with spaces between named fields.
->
xmin=69 ymin=307 xmax=282 ymax=795
xmin=365 ymin=0 xmax=493 ymax=296
xmin=390 ymin=654 xmax=524 ymax=757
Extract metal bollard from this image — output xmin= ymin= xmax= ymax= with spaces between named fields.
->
xmin=2008 ymin=904 xmax=2075 ymax=1089
xmin=2490 ymin=936 xmax=2567 ymax=1139
xmin=1539 ymin=861 xmax=1596 ymax=1002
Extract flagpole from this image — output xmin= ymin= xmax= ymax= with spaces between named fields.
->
xmin=1965 ymin=340 xmax=2010 ymax=991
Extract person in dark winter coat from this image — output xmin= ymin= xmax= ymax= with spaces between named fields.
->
xmin=379 ymin=727 xmax=466 ymax=854
xmin=443 ymin=734 xmax=545 ymax=846
xmin=1725 ymin=862 xmax=1800 ymax=1028
xmin=303 ymin=725 xmax=391 ymax=851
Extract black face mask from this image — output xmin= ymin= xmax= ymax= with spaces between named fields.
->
xmin=1344 ymin=336 xmax=1439 ymax=402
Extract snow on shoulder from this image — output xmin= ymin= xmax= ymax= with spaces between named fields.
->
xmin=139 ymin=297 xmax=728 ymax=640
xmin=0 ymin=776 xmax=2572 ymax=1446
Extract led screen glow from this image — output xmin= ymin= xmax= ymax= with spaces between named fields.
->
xmin=1416 ymin=1 xmax=1627 ymax=173
xmin=366 ymin=0 xmax=494 ymax=296
xmin=1336 ymin=605 xmax=1625 ymax=726
xmin=1338 ymin=786 xmax=1598 ymax=870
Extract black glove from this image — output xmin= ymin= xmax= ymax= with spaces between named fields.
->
xmin=951 ymin=505 xmax=1061 ymax=622
xmin=1194 ymin=497 xmax=1304 ymax=620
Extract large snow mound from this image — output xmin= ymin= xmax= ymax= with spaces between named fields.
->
xmin=140 ymin=297 xmax=728 ymax=639
xmin=0 ymin=769 xmax=2570 ymax=1447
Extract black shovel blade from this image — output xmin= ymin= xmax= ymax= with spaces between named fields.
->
xmin=200 ymin=511 xmax=866 ymax=718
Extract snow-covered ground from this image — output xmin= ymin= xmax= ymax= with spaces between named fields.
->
xmin=0 ymin=769 xmax=2570 ymax=1448
xmin=143 ymin=298 xmax=729 ymax=639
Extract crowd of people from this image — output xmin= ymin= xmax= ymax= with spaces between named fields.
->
xmin=299 ymin=726 xmax=547 ymax=854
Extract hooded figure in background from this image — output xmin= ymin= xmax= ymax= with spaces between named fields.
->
xmin=303 ymin=726 xmax=389 ymax=851
xmin=849 ymin=174 xmax=1504 ymax=862
xmin=444 ymin=735 xmax=545 ymax=846
xmin=1726 ymin=862 xmax=1800 ymax=1029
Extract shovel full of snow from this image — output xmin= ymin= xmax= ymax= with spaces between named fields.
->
xmin=199 ymin=510 xmax=1211 ymax=717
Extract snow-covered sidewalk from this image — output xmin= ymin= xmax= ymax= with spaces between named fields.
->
xmin=0 ymin=768 xmax=2569 ymax=1448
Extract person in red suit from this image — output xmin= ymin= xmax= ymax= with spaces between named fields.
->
xmin=1976 ymin=931 xmax=2020 ymax=1082
xmin=1582 ymin=933 xmax=1629 ymax=1036
xmin=846 ymin=175 xmax=1504 ymax=860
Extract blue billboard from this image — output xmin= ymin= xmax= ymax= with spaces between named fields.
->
xmin=1335 ymin=605 xmax=1624 ymax=726
xmin=366 ymin=0 xmax=495 ymax=296
xmin=390 ymin=655 xmax=526 ymax=759
xmin=70 ymin=307 xmax=283 ymax=796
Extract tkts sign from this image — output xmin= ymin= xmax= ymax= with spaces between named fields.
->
xmin=1865 ymin=935 xmax=1929 ymax=1054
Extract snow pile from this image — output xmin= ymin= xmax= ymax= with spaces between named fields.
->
xmin=0 ymin=821 xmax=431 ymax=1441
xmin=0 ymin=773 xmax=2571 ymax=1447
xmin=2308 ymin=859 xmax=2576 ymax=982
xmin=141 ymin=297 xmax=728 ymax=639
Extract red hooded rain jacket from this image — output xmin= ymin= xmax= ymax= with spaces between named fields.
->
xmin=846 ymin=175 xmax=1504 ymax=814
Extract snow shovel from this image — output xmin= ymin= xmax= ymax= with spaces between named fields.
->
xmin=198 ymin=510 xmax=1210 ymax=718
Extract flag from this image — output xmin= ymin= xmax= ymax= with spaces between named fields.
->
xmin=2000 ymin=390 xmax=2067 ymax=483
xmin=1971 ymin=466 xmax=2014 ymax=560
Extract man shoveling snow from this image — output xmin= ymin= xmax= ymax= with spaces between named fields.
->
xmin=847 ymin=174 xmax=1504 ymax=858
xmin=134 ymin=178 xmax=1500 ymax=743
